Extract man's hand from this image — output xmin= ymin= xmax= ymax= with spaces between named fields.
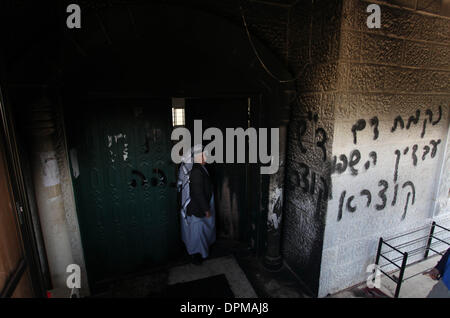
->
xmin=423 ymin=268 xmax=440 ymax=280
xmin=205 ymin=211 xmax=211 ymax=218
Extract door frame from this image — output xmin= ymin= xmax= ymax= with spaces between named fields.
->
xmin=63 ymin=93 xmax=266 ymax=291
xmin=0 ymin=86 xmax=47 ymax=298
xmin=82 ymin=92 xmax=267 ymax=255
xmin=183 ymin=94 xmax=264 ymax=252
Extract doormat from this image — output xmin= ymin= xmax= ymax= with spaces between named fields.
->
xmin=160 ymin=274 xmax=234 ymax=298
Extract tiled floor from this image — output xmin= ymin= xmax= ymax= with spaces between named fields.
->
xmin=168 ymin=255 xmax=258 ymax=298
xmin=90 ymin=239 xmax=308 ymax=298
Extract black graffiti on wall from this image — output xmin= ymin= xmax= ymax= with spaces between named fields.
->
xmin=316 ymin=128 xmax=328 ymax=162
xmin=351 ymin=105 xmax=443 ymax=144
xmin=391 ymin=107 xmax=442 ymax=137
xmin=393 ymin=139 xmax=442 ymax=179
xmin=288 ymin=162 xmax=330 ymax=201
xmin=296 ymin=111 xmax=329 ymax=162
xmin=288 ymin=109 xmax=333 ymax=222
xmin=334 ymin=105 xmax=445 ymax=225
xmin=332 ymin=150 xmax=377 ymax=175
xmin=337 ymin=179 xmax=416 ymax=222
xmin=391 ymin=106 xmax=442 ymax=138
xmin=351 ymin=116 xmax=379 ymax=144
xmin=332 ymin=138 xmax=441 ymax=179
xmin=334 ymin=138 xmax=439 ymax=221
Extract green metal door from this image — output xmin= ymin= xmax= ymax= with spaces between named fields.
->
xmin=67 ymin=100 xmax=179 ymax=291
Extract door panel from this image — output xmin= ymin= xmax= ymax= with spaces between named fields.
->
xmin=68 ymin=100 xmax=179 ymax=290
xmin=186 ymin=98 xmax=250 ymax=242
xmin=0 ymin=131 xmax=33 ymax=297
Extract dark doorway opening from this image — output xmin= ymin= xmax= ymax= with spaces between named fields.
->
xmin=185 ymin=97 xmax=256 ymax=244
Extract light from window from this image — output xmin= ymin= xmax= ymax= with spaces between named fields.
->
xmin=172 ymin=107 xmax=185 ymax=127
xmin=171 ymin=97 xmax=185 ymax=127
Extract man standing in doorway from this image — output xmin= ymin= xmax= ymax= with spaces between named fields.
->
xmin=180 ymin=145 xmax=216 ymax=265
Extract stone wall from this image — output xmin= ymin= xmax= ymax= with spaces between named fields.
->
xmin=282 ymin=0 xmax=342 ymax=296
xmin=318 ymin=0 xmax=450 ymax=297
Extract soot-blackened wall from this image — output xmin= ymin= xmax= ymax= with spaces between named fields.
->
xmin=282 ymin=0 xmax=342 ymax=296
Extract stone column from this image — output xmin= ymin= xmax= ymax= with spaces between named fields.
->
xmin=263 ymin=89 xmax=295 ymax=271
xmin=26 ymin=95 xmax=74 ymax=290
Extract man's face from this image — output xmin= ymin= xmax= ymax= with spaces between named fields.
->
xmin=193 ymin=151 xmax=206 ymax=165
xmin=201 ymin=152 xmax=206 ymax=165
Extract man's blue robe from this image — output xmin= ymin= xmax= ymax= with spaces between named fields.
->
xmin=181 ymin=193 xmax=216 ymax=258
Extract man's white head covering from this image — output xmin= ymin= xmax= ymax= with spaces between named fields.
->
xmin=193 ymin=144 xmax=206 ymax=163
xmin=192 ymin=144 xmax=203 ymax=155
